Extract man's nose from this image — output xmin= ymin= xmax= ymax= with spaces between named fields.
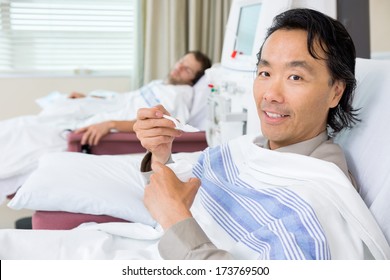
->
xmin=263 ymin=79 xmax=284 ymax=103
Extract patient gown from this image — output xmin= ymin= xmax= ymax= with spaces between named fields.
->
xmin=0 ymin=80 xmax=193 ymax=199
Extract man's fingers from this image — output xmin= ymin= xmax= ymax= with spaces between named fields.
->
xmin=81 ymin=132 xmax=91 ymax=145
xmin=188 ymin=177 xmax=201 ymax=189
xmin=74 ymin=127 xmax=87 ymax=134
xmin=137 ymin=107 xmax=164 ymax=120
xmin=151 ymin=161 xmax=164 ymax=173
xmin=81 ymin=133 xmax=88 ymax=145
xmin=135 ymin=118 xmax=176 ymax=130
xmin=138 ymin=134 xmax=175 ymax=151
xmin=151 ymin=161 xmax=178 ymax=177
xmin=137 ymin=126 xmax=181 ymax=139
xmin=93 ymin=132 xmax=106 ymax=146
xmin=81 ymin=130 xmax=96 ymax=146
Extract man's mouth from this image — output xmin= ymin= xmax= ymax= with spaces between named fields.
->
xmin=265 ymin=111 xmax=289 ymax=118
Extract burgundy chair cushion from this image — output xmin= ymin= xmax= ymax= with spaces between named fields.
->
xmin=67 ymin=131 xmax=146 ymax=155
xmin=32 ymin=211 xmax=130 ymax=230
xmin=67 ymin=131 xmax=207 ymax=154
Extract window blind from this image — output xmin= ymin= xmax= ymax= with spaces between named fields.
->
xmin=0 ymin=0 xmax=137 ymax=76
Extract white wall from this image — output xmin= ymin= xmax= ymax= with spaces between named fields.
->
xmin=370 ymin=0 xmax=390 ymax=58
xmin=0 ymin=76 xmax=131 ymax=120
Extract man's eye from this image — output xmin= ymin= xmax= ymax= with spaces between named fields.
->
xmin=289 ymin=75 xmax=302 ymax=81
xmin=258 ymin=71 xmax=269 ymax=77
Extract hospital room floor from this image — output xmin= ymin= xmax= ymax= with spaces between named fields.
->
xmin=0 ymin=200 xmax=34 ymax=229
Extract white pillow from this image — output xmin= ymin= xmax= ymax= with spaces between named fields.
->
xmin=8 ymin=151 xmax=196 ymax=227
xmin=187 ymin=75 xmax=210 ymax=130
xmin=335 ymin=58 xmax=390 ymax=243
xmin=8 ymin=152 xmax=155 ymax=225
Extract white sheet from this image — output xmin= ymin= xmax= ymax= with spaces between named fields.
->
xmin=0 ymin=222 xmax=163 ymax=260
xmin=0 ymin=171 xmax=34 ymax=205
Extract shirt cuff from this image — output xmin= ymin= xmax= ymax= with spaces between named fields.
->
xmin=140 ymin=151 xmax=153 ymax=172
xmin=158 ymin=217 xmax=233 ymax=260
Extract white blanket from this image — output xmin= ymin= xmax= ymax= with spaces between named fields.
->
xmin=0 ymin=222 xmax=164 ymax=260
xmin=192 ymin=136 xmax=390 ymax=259
xmin=0 ymin=81 xmax=193 ymax=199
xmin=0 ymin=135 xmax=388 ymax=259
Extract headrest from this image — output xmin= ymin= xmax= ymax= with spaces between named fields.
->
xmin=335 ymin=58 xmax=390 ymax=243
xmin=187 ymin=75 xmax=210 ymax=130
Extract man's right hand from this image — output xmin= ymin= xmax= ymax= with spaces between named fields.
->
xmin=134 ymin=105 xmax=183 ymax=165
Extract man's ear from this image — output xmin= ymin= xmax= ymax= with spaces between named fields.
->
xmin=329 ymin=80 xmax=346 ymax=108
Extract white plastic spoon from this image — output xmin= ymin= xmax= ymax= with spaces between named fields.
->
xmin=162 ymin=114 xmax=200 ymax=132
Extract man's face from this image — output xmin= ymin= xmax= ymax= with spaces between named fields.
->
xmin=254 ymin=29 xmax=345 ymax=150
xmin=168 ymin=53 xmax=203 ymax=85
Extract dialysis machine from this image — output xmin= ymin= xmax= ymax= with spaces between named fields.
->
xmin=205 ymin=0 xmax=336 ymax=147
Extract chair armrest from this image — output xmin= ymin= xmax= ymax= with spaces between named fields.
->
xmin=67 ymin=131 xmax=145 ymax=155
xmin=67 ymin=131 xmax=207 ymax=155
xmin=32 ymin=211 xmax=130 ymax=230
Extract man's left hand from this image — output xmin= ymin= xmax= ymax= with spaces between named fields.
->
xmin=144 ymin=161 xmax=201 ymax=230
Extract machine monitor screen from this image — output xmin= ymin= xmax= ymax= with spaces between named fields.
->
xmin=234 ymin=4 xmax=262 ymax=55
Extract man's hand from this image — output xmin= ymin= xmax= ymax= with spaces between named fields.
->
xmin=68 ymin=92 xmax=86 ymax=99
xmin=144 ymin=161 xmax=201 ymax=230
xmin=133 ymin=105 xmax=182 ymax=165
xmin=74 ymin=121 xmax=113 ymax=146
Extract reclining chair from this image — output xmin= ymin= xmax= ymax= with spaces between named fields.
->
xmin=17 ymin=59 xmax=390 ymax=242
